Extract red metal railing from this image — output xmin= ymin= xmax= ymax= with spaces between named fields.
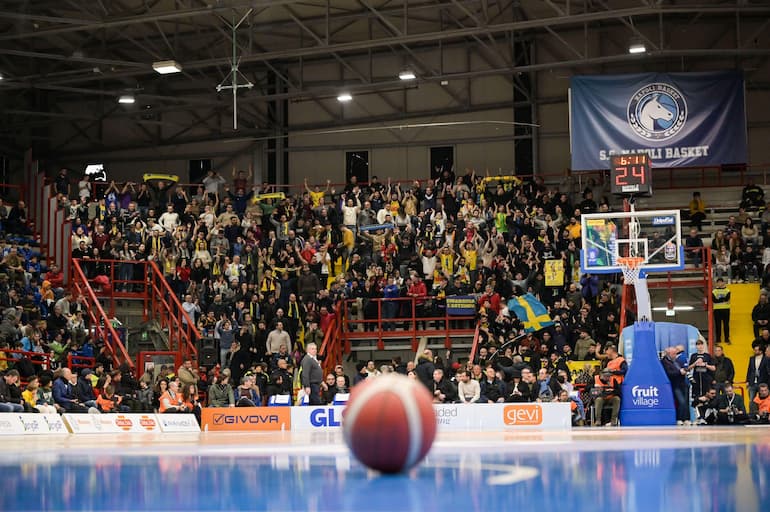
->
xmin=338 ymin=296 xmax=477 ymax=352
xmin=619 ymin=246 xmax=712 ymax=334
xmin=653 ymin=163 xmax=769 ymax=189
xmin=136 ymin=351 xmax=183 ymax=376
xmin=147 ymin=259 xmax=199 ymax=363
xmin=467 ymin=320 xmax=483 ymax=364
xmin=71 ymin=259 xmax=134 ymax=370
xmin=319 ymin=316 xmax=340 ymax=377
xmin=70 ymin=257 xmax=199 ymax=364
xmin=69 ymin=257 xmax=150 ymax=319
xmin=0 ymin=349 xmax=52 ymax=372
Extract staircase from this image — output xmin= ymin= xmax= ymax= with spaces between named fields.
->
xmin=71 ymin=258 xmax=199 ymax=369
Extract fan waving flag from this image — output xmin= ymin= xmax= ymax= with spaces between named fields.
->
xmin=507 ymin=293 xmax=554 ymax=332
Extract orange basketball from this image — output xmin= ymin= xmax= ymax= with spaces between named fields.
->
xmin=342 ymin=373 xmax=437 ymax=473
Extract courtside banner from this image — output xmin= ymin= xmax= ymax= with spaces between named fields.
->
xmin=157 ymin=414 xmax=201 ymax=433
xmin=201 ymin=407 xmax=291 ymax=432
xmin=291 ymin=406 xmax=345 ymax=430
xmin=290 ymin=404 xmax=569 ymax=431
xmin=433 ymin=403 xmax=571 ymax=431
xmin=0 ymin=414 xmax=25 ymax=435
xmin=0 ymin=414 xmax=68 ymax=435
xmin=19 ymin=414 xmax=68 ymax=435
xmin=64 ymin=413 xmax=162 ymax=434
xmin=570 ymin=71 xmax=747 ymax=170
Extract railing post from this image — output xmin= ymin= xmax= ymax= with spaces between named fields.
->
xmin=444 ymin=308 xmax=451 ymax=349
xmin=411 ymin=297 xmax=417 ymax=352
xmin=377 ymin=299 xmax=384 ymax=351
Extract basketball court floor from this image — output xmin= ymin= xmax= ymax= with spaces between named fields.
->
xmin=1 ymin=427 xmax=768 ymax=511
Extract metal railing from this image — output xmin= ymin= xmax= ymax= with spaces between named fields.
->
xmin=0 ymin=349 xmax=52 ymax=373
xmin=70 ymin=257 xmax=200 ymax=365
xmin=338 ymin=296 xmax=477 ymax=352
xmin=70 ymin=258 xmax=134 ymax=370
xmin=146 ymin=259 xmax=200 ymax=363
xmin=318 ymin=316 xmax=340 ymax=377
xmin=467 ymin=321 xmax=483 ymax=364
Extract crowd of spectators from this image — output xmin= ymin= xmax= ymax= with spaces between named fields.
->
xmin=0 ymin=166 xmax=769 ymax=426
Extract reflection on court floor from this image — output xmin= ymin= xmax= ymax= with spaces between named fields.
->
xmin=0 ymin=429 xmax=768 ymax=511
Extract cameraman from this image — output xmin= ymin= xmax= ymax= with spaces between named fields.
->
xmin=715 ymin=383 xmax=748 ymax=425
xmin=693 ymin=387 xmax=719 ymax=424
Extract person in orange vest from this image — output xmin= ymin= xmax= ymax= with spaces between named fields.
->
xmin=159 ymin=380 xmax=188 ymax=413
xmin=557 ymin=388 xmax=584 ymax=426
xmin=604 ymin=345 xmax=627 ymax=386
xmin=589 ymin=368 xmax=621 ymax=426
xmin=752 ymin=383 xmax=770 ymax=423
xmin=96 ymin=385 xmax=130 ymax=413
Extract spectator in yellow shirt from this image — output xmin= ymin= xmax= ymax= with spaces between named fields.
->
xmin=305 ymin=178 xmax=330 ymax=208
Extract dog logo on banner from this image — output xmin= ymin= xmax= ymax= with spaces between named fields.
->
xmin=627 ymin=83 xmax=687 ymax=141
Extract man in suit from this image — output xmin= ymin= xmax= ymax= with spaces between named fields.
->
xmin=746 ymin=341 xmax=768 ymax=403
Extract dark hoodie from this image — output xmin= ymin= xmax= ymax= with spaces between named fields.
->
xmin=415 ymin=356 xmax=435 ymax=390
xmin=75 ymin=370 xmax=96 ymax=401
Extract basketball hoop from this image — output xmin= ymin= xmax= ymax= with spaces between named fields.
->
xmin=617 ymin=256 xmax=646 ymax=285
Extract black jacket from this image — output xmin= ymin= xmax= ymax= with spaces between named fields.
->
xmin=713 ymin=355 xmax=735 ymax=384
xmin=0 ymin=376 xmax=21 ymax=404
xmin=480 ymin=378 xmax=505 ymax=403
xmin=662 ymin=355 xmax=687 ymax=388
xmin=746 ymin=354 xmax=766 ymax=385
xmin=415 ymin=358 xmax=435 ymax=390
xmin=431 ymin=378 xmax=458 ymax=403
xmin=505 ymin=380 xmax=538 ymax=403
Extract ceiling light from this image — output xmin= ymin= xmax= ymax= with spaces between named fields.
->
xmin=337 ymin=92 xmax=352 ymax=103
xmin=399 ymin=69 xmax=416 ymax=81
xmin=652 ymin=306 xmax=694 ymax=312
xmin=628 ymin=42 xmax=647 ymax=54
xmin=0 ymin=73 xmax=4 ymax=81
xmin=152 ymin=60 xmax=182 ymax=74
xmin=440 ymin=80 xmax=449 ymax=86
xmin=118 ymin=95 xmax=135 ymax=104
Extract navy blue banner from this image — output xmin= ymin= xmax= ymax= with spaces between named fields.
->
xmin=570 ymin=71 xmax=747 ymax=170
xmin=445 ymin=295 xmax=477 ymax=316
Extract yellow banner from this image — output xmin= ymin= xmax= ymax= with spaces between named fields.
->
xmin=252 ymin=192 xmax=286 ymax=203
xmin=566 ymin=360 xmax=602 ymax=380
xmin=143 ymin=173 xmax=179 ymax=183
xmin=544 ymin=259 xmax=564 ymax=287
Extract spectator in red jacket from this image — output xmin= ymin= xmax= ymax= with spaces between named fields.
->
xmin=408 ymin=276 xmax=428 ymax=329
xmin=479 ymin=284 xmax=501 ymax=315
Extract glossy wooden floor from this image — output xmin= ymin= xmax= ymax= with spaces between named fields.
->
xmin=2 ymin=426 xmax=769 ymax=511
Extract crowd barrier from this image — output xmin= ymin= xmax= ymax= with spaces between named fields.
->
xmin=0 ymin=413 xmax=68 ymax=435
xmin=0 ymin=413 xmax=200 ymax=435
xmin=201 ymin=403 xmax=571 ymax=432
xmin=0 ymin=402 xmax=571 ymax=435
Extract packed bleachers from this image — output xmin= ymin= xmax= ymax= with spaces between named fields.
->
xmin=1 ymin=166 xmax=769 ymax=426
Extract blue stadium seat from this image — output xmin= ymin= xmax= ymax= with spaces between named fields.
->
xmin=332 ymin=393 xmax=350 ymax=406
xmin=268 ymin=394 xmax=291 ymax=406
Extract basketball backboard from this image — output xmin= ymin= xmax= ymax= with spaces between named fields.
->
xmin=580 ymin=209 xmax=684 ymax=275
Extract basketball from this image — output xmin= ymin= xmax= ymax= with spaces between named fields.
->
xmin=343 ymin=373 xmax=437 ymax=473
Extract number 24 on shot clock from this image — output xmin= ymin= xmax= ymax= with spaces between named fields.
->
xmin=610 ymin=153 xmax=652 ymax=196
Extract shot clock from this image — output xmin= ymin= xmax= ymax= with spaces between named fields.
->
xmin=610 ymin=153 xmax=652 ymax=196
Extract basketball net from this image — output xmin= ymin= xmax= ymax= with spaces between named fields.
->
xmin=617 ymin=256 xmax=645 ymax=285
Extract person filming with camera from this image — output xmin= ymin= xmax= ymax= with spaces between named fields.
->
xmin=715 ymin=383 xmax=748 ymax=424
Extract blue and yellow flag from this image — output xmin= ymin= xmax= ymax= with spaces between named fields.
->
xmin=507 ymin=293 xmax=554 ymax=333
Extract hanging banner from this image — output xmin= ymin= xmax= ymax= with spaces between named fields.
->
xmin=570 ymin=71 xmax=747 ymax=170
xmin=544 ymin=259 xmax=565 ymax=287
xmin=445 ymin=295 xmax=477 ymax=316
